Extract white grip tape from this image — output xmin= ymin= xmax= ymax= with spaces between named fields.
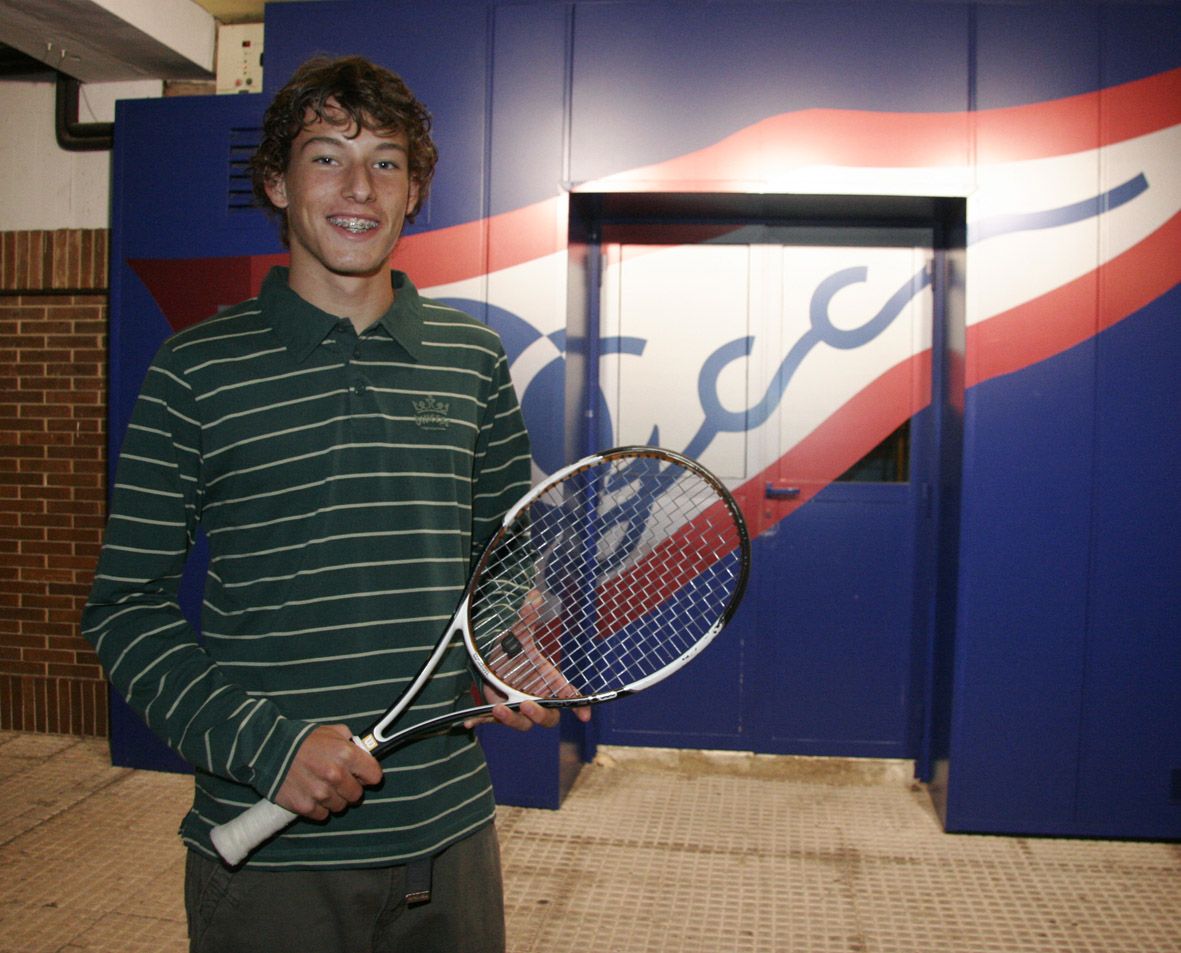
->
xmin=210 ymin=798 xmax=297 ymax=866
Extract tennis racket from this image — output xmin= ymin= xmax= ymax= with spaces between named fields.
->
xmin=210 ymin=445 xmax=750 ymax=865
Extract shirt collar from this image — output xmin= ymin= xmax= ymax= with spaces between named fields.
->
xmin=377 ymin=270 xmax=431 ymax=362
xmin=261 ymin=266 xmax=431 ymax=364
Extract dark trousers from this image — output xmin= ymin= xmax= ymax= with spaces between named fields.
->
xmin=185 ymin=824 xmax=505 ymax=953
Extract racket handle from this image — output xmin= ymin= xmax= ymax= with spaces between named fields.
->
xmin=210 ymin=798 xmax=297 ymax=866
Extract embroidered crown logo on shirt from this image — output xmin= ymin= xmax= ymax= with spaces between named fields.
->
xmin=412 ymin=396 xmax=451 ymax=430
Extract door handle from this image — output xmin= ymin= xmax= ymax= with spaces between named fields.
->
xmin=764 ymin=482 xmax=801 ymax=500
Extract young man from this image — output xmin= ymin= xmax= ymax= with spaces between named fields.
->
xmin=83 ymin=55 xmax=584 ymax=953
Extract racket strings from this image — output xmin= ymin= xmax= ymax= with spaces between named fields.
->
xmin=468 ymin=457 xmax=744 ymax=700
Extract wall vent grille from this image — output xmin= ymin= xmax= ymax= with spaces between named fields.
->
xmin=228 ymin=127 xmax=261 ymax=213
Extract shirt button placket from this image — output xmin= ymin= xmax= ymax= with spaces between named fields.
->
xmin=338 ymin=320 xmax=368 ymax=403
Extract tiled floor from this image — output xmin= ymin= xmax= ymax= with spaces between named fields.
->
xmin=1 ymin=732 xmax=1178 ymax=953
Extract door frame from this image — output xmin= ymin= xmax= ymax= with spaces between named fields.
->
xmin=565 ymin=193 xmax=965 ymax=778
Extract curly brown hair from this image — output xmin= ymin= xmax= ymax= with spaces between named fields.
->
xmin=251 ymin=55 xmax=438 ymax=243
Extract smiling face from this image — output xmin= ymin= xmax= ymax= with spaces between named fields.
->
xmin=264 ymin=105 xmax=421 ymax=311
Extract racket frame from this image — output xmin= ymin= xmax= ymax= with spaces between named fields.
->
xmin=357 ymin=445 xmax=748 ymax=755
xmin=210 ymin=445 xmax=749 ymax=863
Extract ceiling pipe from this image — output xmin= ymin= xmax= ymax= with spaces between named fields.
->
xmin=55 ymin=72 xmax=113 ymax=152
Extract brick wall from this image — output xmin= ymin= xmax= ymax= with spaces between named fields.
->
xmin=0 ymin=229 xmax=110 ymax=736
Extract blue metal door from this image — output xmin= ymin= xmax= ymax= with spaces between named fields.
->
xmin=592 ymin=229 xmax=935 ymax=759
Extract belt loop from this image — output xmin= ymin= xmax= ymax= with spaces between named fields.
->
xmin=404 ymin=855 xmax=433 ymax=906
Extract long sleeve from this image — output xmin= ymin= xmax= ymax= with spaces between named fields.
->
xmin=82 ymin=340 xmax=313 ymax=801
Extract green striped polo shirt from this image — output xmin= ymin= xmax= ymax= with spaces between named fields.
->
xmin=83 ymin=266 xmax=532 ymax=869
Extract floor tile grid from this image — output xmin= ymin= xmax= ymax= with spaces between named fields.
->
xmin=832 ymin=783 xmax=1181 ymax=952
xmin=0 ymin=733 xmax=189 ymax=953
xmin=498 ymin=756 xmax=1181 ymax=953
xmin=500 ymin=764 xmax=887 ymax=952
xmin=0 ymin=735 xmax=129 ymax=843
xmin=2 ymin=733 xmax=1180 ymax=953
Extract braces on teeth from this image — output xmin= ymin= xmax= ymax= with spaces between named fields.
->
xmin=330 ymin=217 xmax=378 ymax=233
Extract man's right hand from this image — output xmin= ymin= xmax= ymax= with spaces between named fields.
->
xmin=274 ymin=724 xmax=383 ymax=821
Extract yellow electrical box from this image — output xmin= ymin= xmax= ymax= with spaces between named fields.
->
xmin=216 ymin=23 xmax=264 ymax=94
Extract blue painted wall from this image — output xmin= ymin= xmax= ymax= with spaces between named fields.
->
xmin=108 ymin=0 xmax=1181 ymax=838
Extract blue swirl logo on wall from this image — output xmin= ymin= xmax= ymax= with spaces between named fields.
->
xmin=436 ymin=168 xmax=1150 ymax=478
xmin=439 ymin=261 xmax=925 ymax=475
xmin=436 ymin=299 xmax=647 ymax=476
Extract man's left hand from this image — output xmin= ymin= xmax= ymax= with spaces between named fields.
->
xmin=463 ymin=693 xmax=591 ymax=732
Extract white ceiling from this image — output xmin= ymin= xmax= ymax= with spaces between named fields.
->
xmin=0 ymin=0 xmax=325 ymax=83
xmin=195 ymin=0 xmax=272 ymax=24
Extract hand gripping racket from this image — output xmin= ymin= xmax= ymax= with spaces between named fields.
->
xmin=211 ymin=446 xmax=750 ymax=865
